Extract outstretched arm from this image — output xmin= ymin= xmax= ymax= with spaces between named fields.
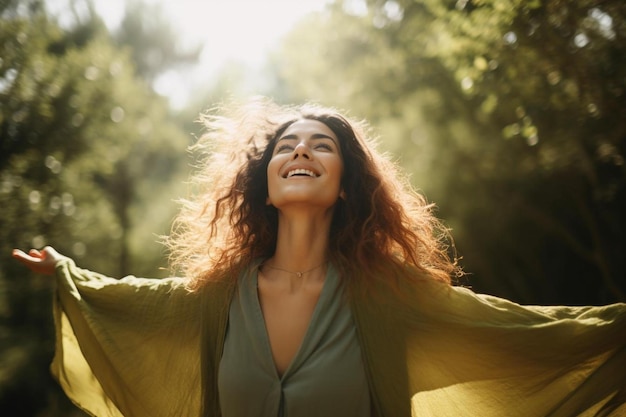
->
xmin=12 ymin=246 xmax=63 ymax=275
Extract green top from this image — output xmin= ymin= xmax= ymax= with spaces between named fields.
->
xmin=50 ymin=256 xmax=626 ymax=417
xmin=218 ymin=262 xmax=370 ymax=417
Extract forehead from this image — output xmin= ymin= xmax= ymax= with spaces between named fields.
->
xmin=280 ymin=119 xmax=337 ymax=140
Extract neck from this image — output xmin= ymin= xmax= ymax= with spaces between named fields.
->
xmin=267 ymin=209 xmax=332 ymax=277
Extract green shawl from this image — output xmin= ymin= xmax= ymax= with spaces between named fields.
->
xmin=52 ymin=257 xmax=626 ymax=416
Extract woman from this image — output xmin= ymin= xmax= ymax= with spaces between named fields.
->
xmin=13 ymin=99 xmax=626 ymax=417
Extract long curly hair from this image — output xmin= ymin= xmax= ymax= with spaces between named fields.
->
xmin=166 ymin=98 xmax=460 ymax=292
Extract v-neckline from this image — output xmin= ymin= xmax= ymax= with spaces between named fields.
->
xmin=252 ymin=265 xmax=333 ymax=381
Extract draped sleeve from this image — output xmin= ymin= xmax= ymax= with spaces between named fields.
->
xmin=352 ymin=278 xmax=626 ymax=417
xmin=51 ymin=256 xmax=204 ymax=417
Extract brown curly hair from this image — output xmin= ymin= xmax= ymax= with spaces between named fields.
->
xmin=166 ymin=98 xmax=460 ymax=292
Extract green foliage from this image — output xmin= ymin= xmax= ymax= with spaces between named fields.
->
xmin=273 ymin=0 xmax=626 ymax=304
xmin=0 ymin=9 xmax=187 ymax=275
xmin=0 ymin=1 xmax=191 ymax=413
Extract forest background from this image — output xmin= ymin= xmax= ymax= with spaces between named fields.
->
xmin=1 ymin=0 xmax=625 ymax=414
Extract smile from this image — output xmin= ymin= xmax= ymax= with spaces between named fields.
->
xmin=285 ymin=168 xmax=319 ymax=178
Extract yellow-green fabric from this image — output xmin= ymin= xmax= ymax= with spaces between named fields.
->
xmin=52 ymin=257 xmax=203 ymax=417
xmin=351 ymin=277 xmax=626 ymax=417
xmin=52 ymin=257 xmax=626 ymax=417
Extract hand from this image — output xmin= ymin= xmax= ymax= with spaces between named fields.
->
xmin=12 ymin=246 xmax=63 ymax=275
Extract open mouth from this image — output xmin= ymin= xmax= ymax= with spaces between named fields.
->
xmin=285 ymin=168 xmax=319 ymax=178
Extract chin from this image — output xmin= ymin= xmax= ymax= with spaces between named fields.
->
xmin=272 ymin=196 xmax=339 ymax=211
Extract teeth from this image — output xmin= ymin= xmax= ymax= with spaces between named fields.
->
xmin=287 ymin=168 xmax=317 ymax=178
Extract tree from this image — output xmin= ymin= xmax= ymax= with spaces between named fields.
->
xmin=113 ymin=0 xmax=202 ymax=83
xmin=0 ymin=0 xmax=191 ymax=413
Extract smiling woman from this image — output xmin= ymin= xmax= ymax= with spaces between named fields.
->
xmin=12 ymin=98 xmax=626 ymax=417
xmin=267 ymin=119 xmax=345 ymax=211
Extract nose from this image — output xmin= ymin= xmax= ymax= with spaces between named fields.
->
xmin=292 ymin=141 xmax=311 ymax=160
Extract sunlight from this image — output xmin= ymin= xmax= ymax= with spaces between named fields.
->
xmin=99 ymin=0 xmax=331 ymax=106
xmin=46 ymin=0 xmax=330 ymax=106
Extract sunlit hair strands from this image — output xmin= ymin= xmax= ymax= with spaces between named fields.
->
xmin=165 ymin=97 xmax=461 ymax=293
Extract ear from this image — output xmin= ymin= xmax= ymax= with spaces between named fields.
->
xmin=339 ymin=189 xmax=346 ymax=200
xmin=266 ymin=196 xmax=272 ymax=205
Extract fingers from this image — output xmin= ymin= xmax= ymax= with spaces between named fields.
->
xmin=12 ymin=249 xmax=34 ymax=262
xmin=12 ymin=247 xmax=61 ymax=275
xmin=13 ymin=247 xmax=60 ymax=260
xmin=12 ymin=248 xmax=42 ymax=263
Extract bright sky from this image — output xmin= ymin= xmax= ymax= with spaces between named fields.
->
xmin=49 ymin=0 xmax=332 ymax=107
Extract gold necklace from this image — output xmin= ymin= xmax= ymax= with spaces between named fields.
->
xmin=262 ymin=262 xmax=327 ymax=278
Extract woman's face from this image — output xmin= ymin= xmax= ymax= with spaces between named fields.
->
xmin=266 ymin=119 xmax=344 ymax=211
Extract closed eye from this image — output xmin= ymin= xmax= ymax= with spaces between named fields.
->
xmin=314 ymin=143 xmax=333 ymax=151
xmin=276 ymin=144 xmax=294 ymax=153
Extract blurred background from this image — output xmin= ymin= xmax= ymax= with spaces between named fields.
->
xmin=1 ymin=0 xmax=625 ymax=414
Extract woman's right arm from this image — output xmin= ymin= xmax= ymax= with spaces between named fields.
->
xmin=12 ymin=245 xmax=206 ymax=417
xmin=12 ymin=246 xmax=63 ymax=275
